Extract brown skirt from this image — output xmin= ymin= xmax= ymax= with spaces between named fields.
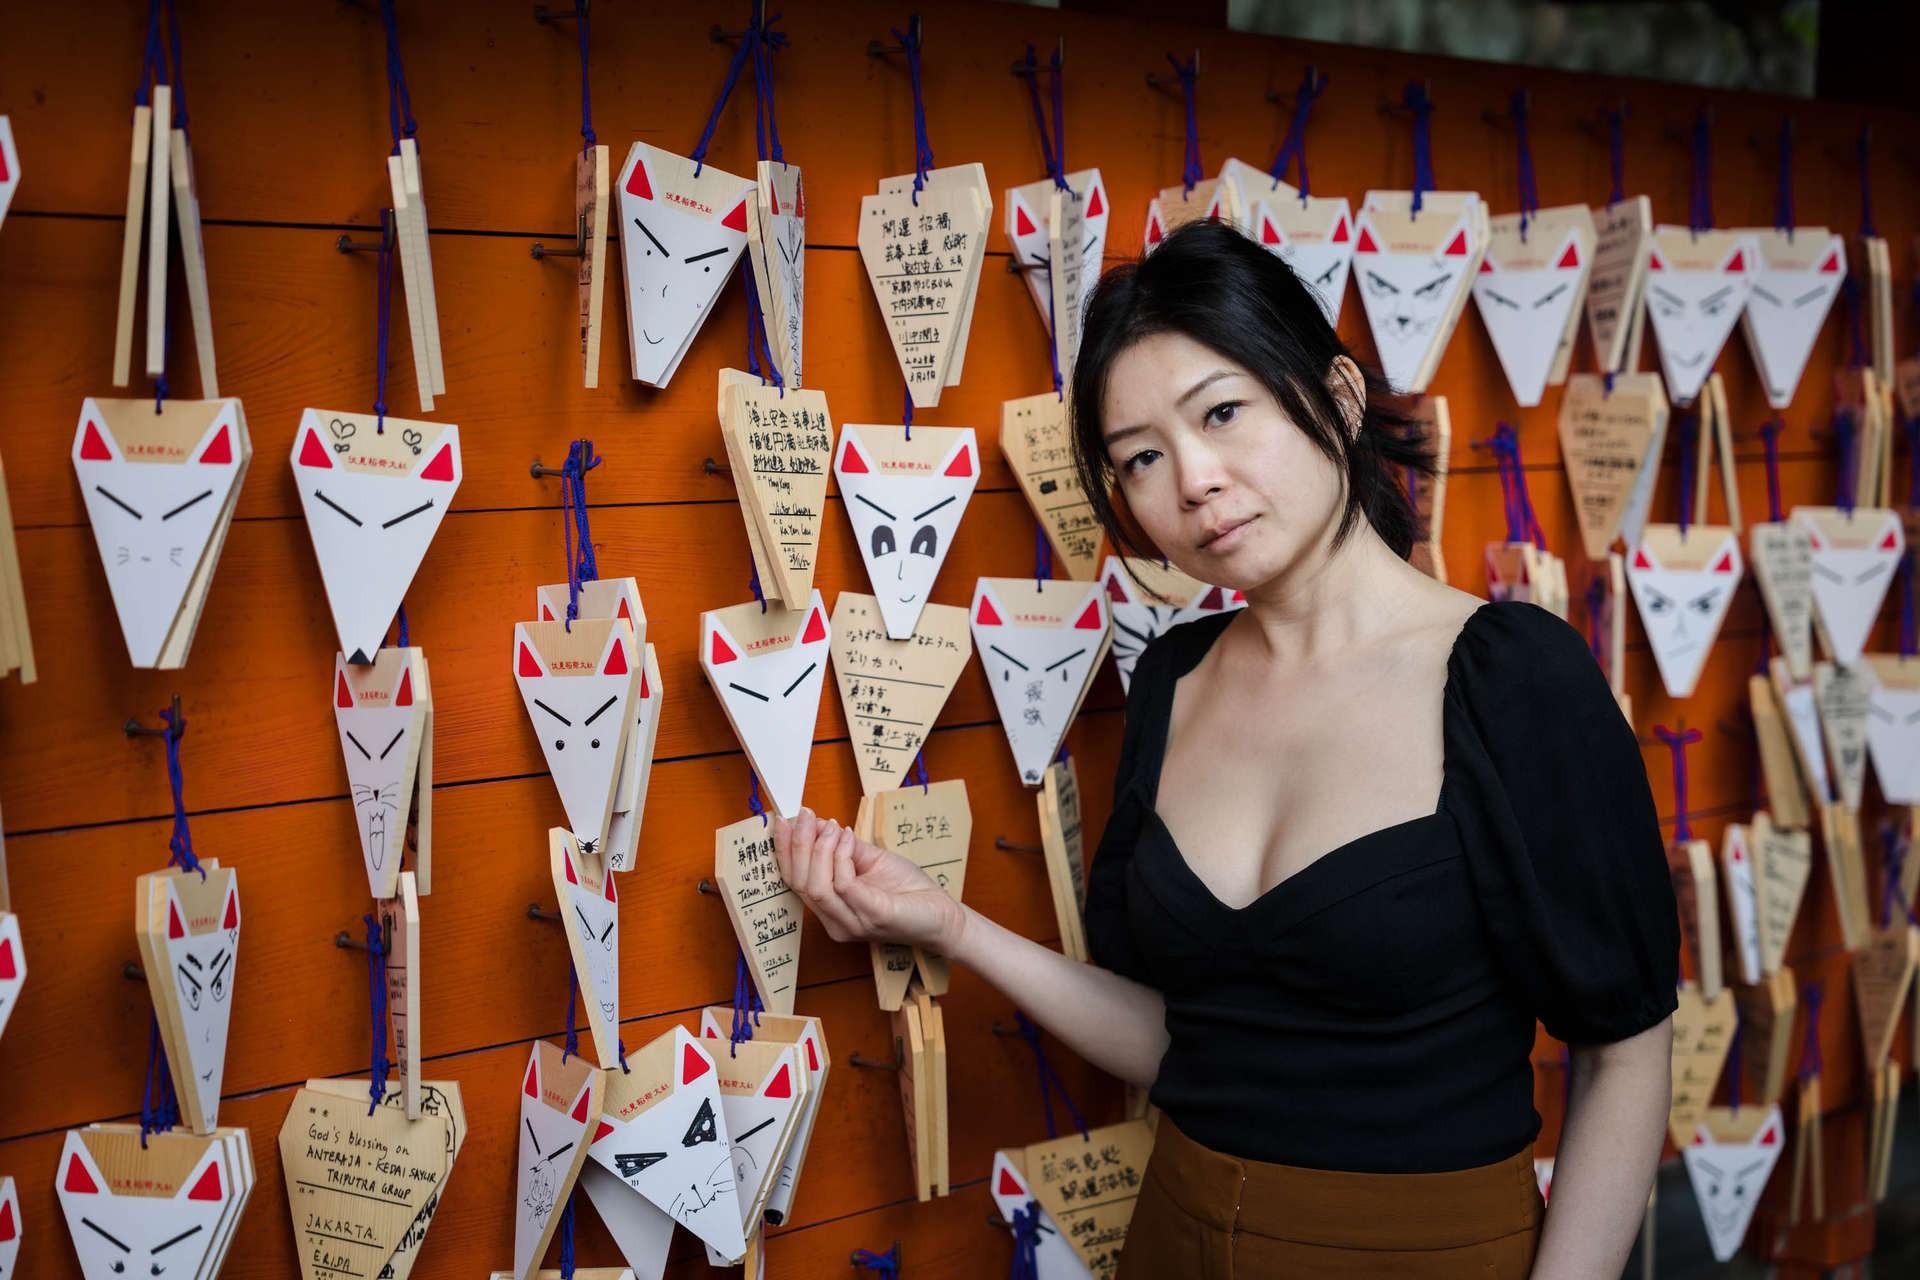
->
xmin=1118 ymin=1118 xmax=1544 ymax=1279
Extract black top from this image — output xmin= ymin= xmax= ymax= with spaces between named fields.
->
xmin=1084 ymin=600 xmax=1679 ymax=1174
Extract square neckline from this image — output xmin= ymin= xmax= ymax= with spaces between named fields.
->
xmin=1137 ymin=601 xmax=1489 ymax=916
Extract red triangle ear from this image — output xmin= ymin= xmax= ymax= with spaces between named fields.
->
xmin=1555 ymin=241 xmax=1580 ymax=269
xmin=1104 ymin=572 xmax=1128 ymax=603
xmin=944 ymin=444 xmax=974 ymax=477
xmin=564 ymin=852 xmax=579 ymax=886
xmin=222 ymin=888 xmax=239 ymax=931
xmin=722 ymin=199 xmax=750 ymax=234
xmin=197 ymin=424 xmax=234 ymax=465
xmin=0 ymin=1197 xmax=14 ymax=1241
xmin=1760 ymin=1123 xmax=1778 ymax=1145
xmin=602 ymin=638 xmax=630 ymax=676
xmin=1198 ymin=587 xmax=1224 ymax=610
xmin=63 ymin=1153 xmax=100 ymax=1195
xmin=299 ymin=428 xmax=334 ymax=469
xmin=1259 ymin=214 xmax=1281 ymax=246
xmin=1355 ymin=226 xmax=1379 ymax=254
xmin=1331 ymin=215 xmax=1350 ymax=243
xmin=604 ymin=870 xmax=617 ymax=904
xmin=639 ymin=668 xmax=651 ymax=699
xmin=802 ymin=608 xmax=827 ymax=645
xmin=186 ymin=1160 xmax=223 ymax=1202
xmin=1818 ymin=249 xmax=1840 ymax=274
xmin=996 ymin=1167 xmax=1023 ymax=1197
xmin=1015 ymin=202 xmax=1037 ymax=237
xmin=1648 ymin=249 xmax=1665 ymax=272
xmin=570 ymin=1087 xmax=592 ymax=1122
xmin=1478 ymin=257 xmax=1495 ymax=274
xmin=1632 ymin=548 xmax=1653 ymax=570
xmin=395 ymin=668 xmax=414 ymax=707
xmin=80 ymin=419 xmax=115 ymax=461
xmin=616 ymin=597 xmax=633 ymax=623
xmin=335 ymin=672 xmax=354 ymax=709
xmin=1086 ymin=185 xmax=1104 ymax=217
xmin=541 ymin=604 xmax=555 ymax=621
xmin=518 ymin=642 xmax=544 ymax=678
xmin=1879 ymin=528 xmax=1899 ymax=551
xmin=169 ymin=900 xmax=186 ymax=940
xmin=1073 ymin=598 xmax=1104 ymax=630
xmin=839 ymin=437 xmax=870 ymax=474
xmin=626 ymin=156 xmax=653 ymax=199
xmin=682 ymin=1042 xmax=711 ymax=1084
xmin=1442 ymin=228 xmax=1468 ymax=256
xmin=709 ymin=629 xmax=738 ymax=664
xmin=0 ymin=937 xmax=14 ymax=981
xmin=975 ymin=594 xmax=1003 ymax=626
xmin=420 ymin=443 xmax=456 ymax=482
xmin=763 ymin=1063 xmax=793 ymax=1099
xmin=805 ymin=1035 xmax=820 ymax=1072
xmin=523 ymin=1058 xmax=540 ymax=1098
xmin=594 ymin=1120 xmax=615 ymax=1143
xmin=1711 ymin=550 xmax=1735 ymax=574
xmin=1145 ymin=213 xmax=1163 ymax=245
xmin=1724 ymin=249 xmax=1746 ymax=273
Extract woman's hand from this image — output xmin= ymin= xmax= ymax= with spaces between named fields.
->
xmin=771 ymin=809 xmax=966 ymax=954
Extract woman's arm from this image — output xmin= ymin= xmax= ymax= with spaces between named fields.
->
xmin=772 ymin=809 xmax=1170 ymax=1088
xmin=1528 ymin=1017 xmax=1672 ymax=1280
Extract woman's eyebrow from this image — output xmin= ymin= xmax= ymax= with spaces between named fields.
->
xmin=1175 ymin=368 xmax=1239 ymax=407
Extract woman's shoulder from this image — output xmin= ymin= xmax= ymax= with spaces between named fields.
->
xmin=1449 ymin=599 xmax=1599 ymax=689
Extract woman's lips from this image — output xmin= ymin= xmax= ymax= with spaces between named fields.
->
xmin=1199 ymin=515 xmax=1256 ymax=552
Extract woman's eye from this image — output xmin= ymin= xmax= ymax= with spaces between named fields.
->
xmin=1120 ymin=450 xmax=1160 ymax=475
xmin=1205 ymin=401 xmax=1241 ymax=427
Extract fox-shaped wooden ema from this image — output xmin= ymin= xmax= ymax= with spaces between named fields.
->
xmin=584 ymin=1024 xmax=744 ymax=1264
xmin=1101 ymin=556 xmax=1244 ymax=694
xmin=702 ymin=1038 xmax=806 ymax=1264
xmin=1143 ymin=179 xmax=1234 ymax=254
xmin=989 ymin=1151 xmax=1093 ymax=1280
xmin=835 ymin=425 xmax=980 ymax=641
xmin=1793 ymin=506 xmax=1903 ymax=667
xmin=1644 ymin=229 xmax=1760 ymax=406
xmin=1624 ymin=525 xmax=1743 ymax=699
xmin=829 ymin=593 xmax=972 ymax=798
xmin=1681 ymin=1106 xmax=1785 ymax=1262
xmin=56 ymin=1126 xmax=249 ymax=1280
xmin=514 ymin=617 xmax=640 ymax=855
xmin=292 ymin=410 xmax=461 ymax=664
xmin=1352 ymin=195 xmax=1484 ymax=395
xmin=551 ymin=830 xmax=622 ymax=1069
xmin=747 ymin=160 xmax=806 ymax=388
xmin=334 ymin=649 xmax=430 ymax=899
xmin=1006 ymin=169 xmax=1109 ymax=338
xmin=514 ymin=1041 xmax=604 ymax=1280
xmin=1251 ymin=183 xmax=1356 ymax=325
xmin=1472 ymin=211 xmax=1595 ymax=408
xmin=698 ymin=1008 xmax=831 ymax=1228
xmin=1863 ymin=655 xmax=1920 ymax=804
xmin=616 ymin=143 xmax=753 ymax=388
xmin=972 ymin=578 xmax=1111 ymax=786
xmin=73 ymin=397 xmax=250 ymax=668
xmin=700 ymin=592 xmax=830 ymax=819
xmin=1739 ymin=231 xmax=1845 ymax=410
xmin=138 ymin=864 xmax=240 ymax=1135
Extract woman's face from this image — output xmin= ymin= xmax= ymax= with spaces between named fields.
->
xmin=1099 ymin=331 xmax=1348 ymax=593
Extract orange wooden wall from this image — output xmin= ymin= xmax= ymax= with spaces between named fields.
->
xmin=1 ymin=2 xmax=1917 ymax=1275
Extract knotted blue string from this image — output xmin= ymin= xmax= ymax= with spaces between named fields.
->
xmin=1797 ymin=982 xmax=1824 ymax=1082
xmin=1267 ymin=67 xmax=1326 ymax=199
xmin=852 ymin=1243 xmax=901 ymax=1276
xmin=740 ymin=256 xmax=784 ymax=389
xmin=730 ymin=949 xmax=763 ymax=1052
xmin=1653 ymin=724 xmax=1702 ymax=842
xmin=373 ymin=209 xmax=394 ymax=431
xmin=1774 ymin=117 xmax=1794 ymax=235
xmin=1017 ymin=45 xmax=1067 ymax=189
xmin=1758 ymin=418 xmax=1785 ymax=523
xmin=690 ymin=25 xmax=754 ymax=177
xmin=160 ymin=705 xmax=202 ymax=877
xmin=379 ymin=0 xmax=418 ymax=154
xmin=574 ymin=0 xmax=595 ymax=149
xmin=394 ymin=603 xmax=410 ymax=650
xmin=1043 ymin=247 xmax=1064 ymax=397
xmin=1511 ymin=91 xmax=1538 ymax=240
xmin=1688 ymin=109 xmax=1712 ymax=235
xmin=750 ymin=7 xmax=789 ymax=167
xmin=1605 ymin=104 xmax=1627 ymax=206
xmin=1478 ymin=425 xmax=1544 ymax=549
xmin=1013 ymin=1011 xmax=1089 ymax=1140
xmin=1843 ymin=275 xmax=1868 ymax=370
xmin=748 ymin=561 xmax=768 ymax=613
xmin=1009 ymin=1203 xmax=1043 ymax=1279
xmin=896 ymin=19 xmax=934 ymax=203
xmin=1405 ymin=82 xmax=1435 ymax=215
xmin=364 ymin=913 xmax=390 ymax=1114
xmin=1906 ymin=414 xmax=1920 ymax=508
xmin=1676 ymin=408 xmax=1696 ymax=536
xmin=1857 ymin=125 xmax=1876 ymax=239
xmin=560 ymin=440 xmax=602 ymax=629
xmin=139 ymin=1014 xmax=180 ymax=1147
xmin=1167 ymin=53 xmax=1201 ymax=195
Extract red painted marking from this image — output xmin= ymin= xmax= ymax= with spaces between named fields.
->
xmin=944 ymin=445 xmax=973 ymax=478
xmin=1724 ymin=250 xmax=1746 ymax=273
xmin=1632 ymin=548 xmax=1653 ymax=570
xmin=80 ymin=420 xmax=114 ymax=461
xmin=1198 ymin=587 xmax=1224 ymax=610
xmin=222 ymin=890 xmax=239 ymax=932
xmin=63 ymin=1154 xmax=99 ymax=1195
xmin=1086 ymin=186 xmax=1104 ymax=218
xmin=1015 ymin=204 xmax=1037 ymax=237
xmin=722 ymin=199 xmax=749 ymax=234
xmin=395 ymin=668 xmax=413 ymax=707
xmin=564 ymin=853 xmax=579 ymax=886
xmin=764 ymin=1064 xmax=792 ymax=1099
xmin=1555 ymin=242 xmax=1580 ymax=270
xmin=709 ymin=630 xmax=738 ymax=664
xmin=0 ymin=1197 xmax=14 ymax=1241
xmin=186 ymin=1161 xmax=223 ymax=1202
xmin=839 ymin=439 xmax=869 ymax=474
xmin=603 ymin=639 xmax=629 ymax=676
xmin=802 ymin=608 xmax=827 ymax=645
xmin=524 ymin=1059 xmax=540 ymax=1098
xmin=1073 ymin=599 xmax=1103 ymax=630
xmin=1442 ymin=228 xmax=1469 ymax=256
xmin=0 ymin=938 xmax=13 ymax=981
xmin=1818 ymin=249 xmax=1841 ymax=274
xmin=1104 ymin=574 xmax=1127 ymax=604
xmin=1880 ymin=528 xmax=1899 ymax=551
xmin=335 ymin=673 xmax=354 ymax=709
xmin=626 ymin=158 xmax=653 ymax=199
xmin=595 ymin=1121 xmax=615 ymax=1144
xmin=1331 ymin=215 xmax=1350 ymax=243
xmin=420 ymin=443 xmax=456 ymax=482
xmin=198 ymin=424 xmax=233 ymax=465
xmin=1355 ymin=226 xmax=1379 ymax=254
xmin=1711 ymin=551 xmax=1735 ymax=574
xmin=975 ymin=595 xmax=1003 ymax=626
xmin=997 ymin=1167 xmax=1023 ymax=1197
xmin=683 ymin=1043 xmax=712 ymax=1084
xmin=298 ymin=428 xmax=333 ymax=469
xmin=169 ymin=901 xmax=185 ymax=940
xmin=571 ymin=1088 xmax=592 ymax=1122
xmin=1260 ymin=215 xmax=1281 ymax=246
xmin=518 ymin=642 xmax=544 ymax=678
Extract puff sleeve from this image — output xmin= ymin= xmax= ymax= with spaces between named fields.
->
xmin=1447 ymin=601 xmax=1680 ymax=1045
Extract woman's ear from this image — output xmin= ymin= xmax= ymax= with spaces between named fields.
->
xmin=1327 ymin=355 xmax=1365 ymax=440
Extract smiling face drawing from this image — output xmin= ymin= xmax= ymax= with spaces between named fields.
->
xmin=1624 ymin=528 xmax=1742 ymax=698
xmin=1353 ymin=212 xmax=1474 ymax=393
xmin=55 ymin=1133 xmax=230 ymax=1280
xmin=1645 ymin=231 xmax=1756 ymax=405
xmin=1681 ymin=1109 xmax=1784 ymax=1262
xmin=73 ymin=400 xmax=245 ymax=668
xmin=700 ymin=593 xmax=830 ymax=819
xmin=835 ymin=425 xmax=979 ymax=640
xmin=292 ymin=411 xmax=461 ymax=664
xmin=1472 ymin=228 xmax=1586 ymax=408
xmin=1793 ymin=507 xmax=1903 ymax=666
xmin=334 ymin=651 xmax=422 ymax=898
xmin=159 ymin=876 xmax=239 ymax=1126
xmin=514 ymin=619 xmax=640 ymax=852
xmin=616 ymin=143 xmax=753 ymax=387
xmin=1743 ymin=234 xmax=1844 ymax=409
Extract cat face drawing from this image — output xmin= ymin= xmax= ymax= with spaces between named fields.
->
xmin=1624 ymin=528 xmax=1742 ymax=698
xmin=55 ymin=1132 xmax=230 ymax=1280
xmin=513 ymin=618 xmax=641 ymax=853
xmin=1680 ymin=1108 xmax=1784 ymax=1263
xmin=972 ymin=578 xmax=1111 ymax=785
xmin=616 ymin=142 xmax=754 ymax=387
xmin=1353 ymin=212 xmax=1475 ymax=393
xmin=73 ymin=399 xmax=246 ymax=668
xmin=1793 ymin=507 xmax=1903 ymax=667
xmin=835 ymin=425 xmax=979 ymax=640
xmin=1101 ymin=557 xmax=1243 ymax=694
xmin=1472 ymin=228 xmax=1586 ymax=408
xmin=514 ymin=1043 xmax=601 ymax=1280
xmin=292 ymin=411 xmax=461 ymax=664
xmin=333 ymin=651 xmax=424 ymax=899
xmin=1645 ymin=231 xmax=1757 ymax=406
xmin=0 ymin=914 xmax=22 ymax=1044
xmin=160 ymin=875 xmax=240 ymax=1126
xmin=1742 ymin=233 xmax=1844 ymax=409
xmin=553 ymin=832 xmax=621 ymax=1067
xmin=700 ymin=593 xmax=830 ymax=819
xmin=1254 ymin=197 xmax=1355 ymax=326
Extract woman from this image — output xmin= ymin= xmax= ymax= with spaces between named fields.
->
xmin=772 ymin=219 xmax=1677 ymax=1277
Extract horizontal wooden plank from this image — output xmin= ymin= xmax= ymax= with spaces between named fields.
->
xmin=0 ymin=716 xmax=1122 ymax=1140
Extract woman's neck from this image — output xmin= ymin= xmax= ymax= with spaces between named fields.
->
xmin=1233 ymin=521 xmax=1420 ymax=668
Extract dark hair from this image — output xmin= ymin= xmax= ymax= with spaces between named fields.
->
xmin=1069 ymin=218 xmax=1434 ymax=560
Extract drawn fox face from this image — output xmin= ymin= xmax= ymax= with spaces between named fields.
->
xmin=835 ymin=426 xmax=979 ymax=639
xmin=700 ymin=593 xmax=830 ymax=819
xmin=1101 ymin=558 xmax=1243 ymax=693
xmin=762 ymin=163 xmax=806 ymax=384
xmin=1625 ymin=531 xmax=1742 ymax=699
xmin=617 ymin=143 xmax=753 ymax=387
xmin=0 ymin=915 xmax=21 ymax=1044
xmin=154 ymin=873 xmax=239 ymax=1131
xmin=1681 ymin=1109 xmax=1784 ymax=1262
xmin=1254 ymin=199 xmax=1354 ymax=325
xmin=1794 ymin=508 xmax=1903 ymax=667
xmin=334 ymin=652 xmax=422 ymax=897
xmin=514 ymin=620 xmax=640 ymax=852
xmin=1744 ymin=236 xmax=1843 ymax=409
xmin=558 ymin=842 xmax=620 ymax=1025
xmin=73 ymin=400 xmax=245 ymax=668
xmin=56 ymin=1132 xmax=230 ymax=1280
xmin=292 ymin=412 xmax=461 ymax=664
xmin=712 ymin=1044 xmax=801 ymax=1234
xmin=1472 ymin=229 xmax=1585 ymax=408
xmin=972 ymin=579 xmax=1109 ymax=785
xmin=1354 ymin=212 xmax=1473 ymax=393
xmin=515 ymin=1045 xmax=599 ymax=1280
xmin=1865 ymin=664 xmax=1920 ymax=805
xmin=1646 ymin=234 xmax=1755 ymax=405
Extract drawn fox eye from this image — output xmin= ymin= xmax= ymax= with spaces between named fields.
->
xmin=910 ymin=524 xmax=937 ymax=557
xmin=871 ymin=525 xmax=896 ymax=558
